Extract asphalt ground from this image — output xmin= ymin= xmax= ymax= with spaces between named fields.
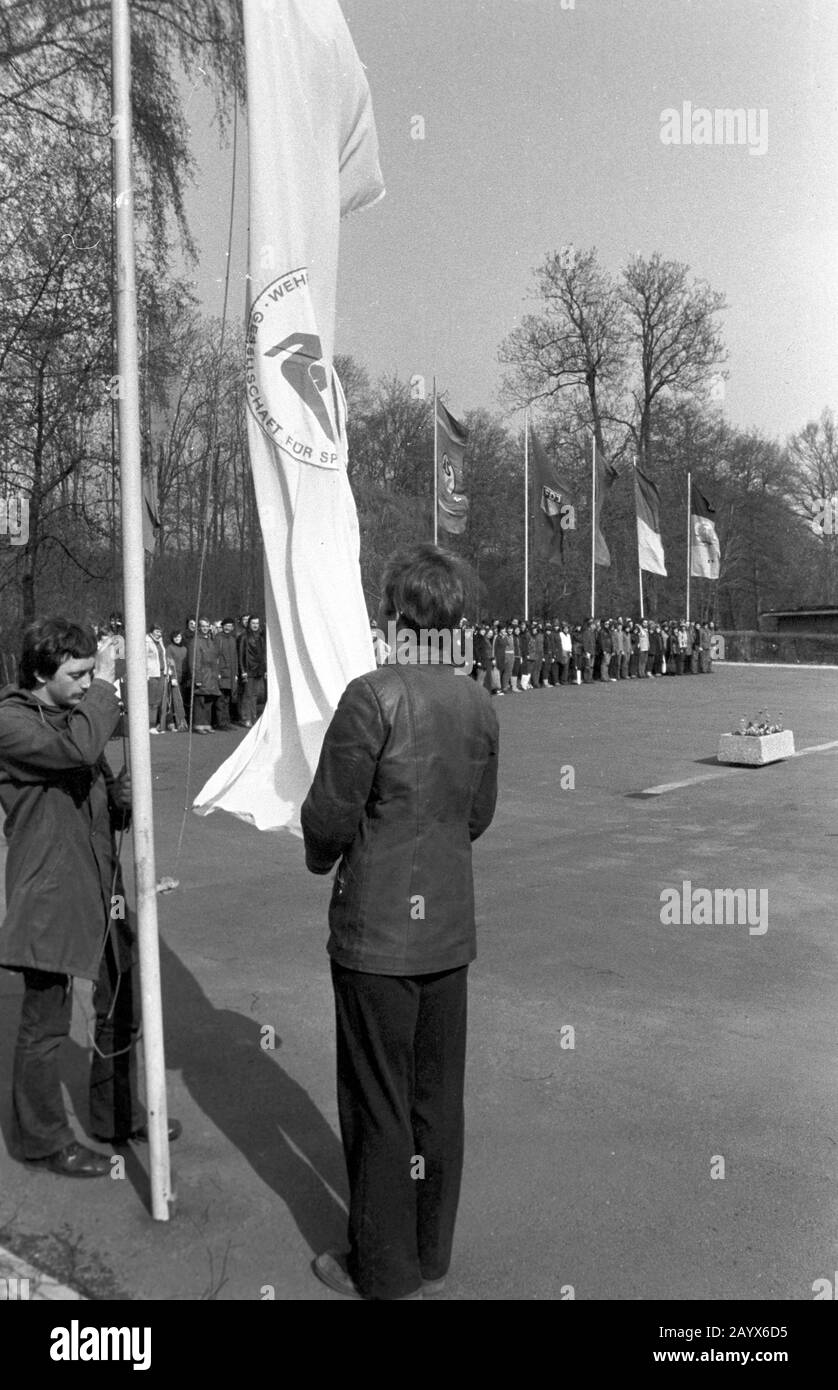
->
xmin=0 ymin=663 xmax=836 ymax=1302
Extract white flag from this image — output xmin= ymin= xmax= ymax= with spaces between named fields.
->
xmin=690 ymin=484 xmax=721 ymax=579
xmin=193 ymin=0 xmax=384 ymax=832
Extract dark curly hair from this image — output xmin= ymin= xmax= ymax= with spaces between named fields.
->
xmin=19 ymin=617 xmax=97 ymax=690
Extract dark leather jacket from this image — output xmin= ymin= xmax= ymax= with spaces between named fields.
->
xmin=301 ymin=661 xmax=499 ymax=975
xmin=473 ymin=632 xmax=493 ymax=669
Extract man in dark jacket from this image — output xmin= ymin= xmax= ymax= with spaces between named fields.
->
xmin=215 ymin=618 xmax=239 ymax=730
xmin=518 ymin=621 xmax=532 ymax=689
xmin=581 ymin=619 xmax=596 ymax=683
xmin=472 ymin=625 xmax=493 ymax=692
xmin=302 ymin=544 xmax=499 ymax=1301
xmin=237 ymin=616 xmax=267 ymax=727
xmin=530 ymin=622 xmax=545 ymax=688
xmin=0 ymin=618 xmax=179 ymax=1176
xmin=597 ymin=620 xmax=614 ymax=681
xmin=187 ymin=617 xmax=220 ymax=733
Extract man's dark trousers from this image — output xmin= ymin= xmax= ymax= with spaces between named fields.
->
xmin=215 ymin=687 xmax=233 ymax=729
xmin=330 ymin=960 xmax=468 ymax=1300
xmin=13 ymin=926 xmax=141 ymax=1158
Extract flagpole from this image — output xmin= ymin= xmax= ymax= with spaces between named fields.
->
xmin=590 ymin=434 xmax=596 ymax=616
xmin=633 ymin=455 xmax=645 ymax=620
xmin=686 ymin=470 xmax=692 ymax=623
xmin=112 ymin=0 xmax=172 ymax=1221
xmin=523 ymin=408 xmax=529 ymax=622
xmin=432 ymin=377 xmax=438 ymax=545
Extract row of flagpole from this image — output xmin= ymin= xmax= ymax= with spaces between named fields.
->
xmin=430 ymin=405 xmax=718 ymax=622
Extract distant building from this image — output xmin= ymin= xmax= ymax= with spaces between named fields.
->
xmin=759 ymin=607 xmax=838 ymax=635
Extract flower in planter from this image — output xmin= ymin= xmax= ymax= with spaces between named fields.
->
xmin=733 ymin=710 xmax=785 ymax=736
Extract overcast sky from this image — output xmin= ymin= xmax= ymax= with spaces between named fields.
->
xmin=181 ymin=0 xmax=838 ymax=442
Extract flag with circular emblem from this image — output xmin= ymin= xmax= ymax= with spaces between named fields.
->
xmin=194 ymin=0 xmax=384 ymax=832
xmin=436 ymin=401 xmax=469 ymax=534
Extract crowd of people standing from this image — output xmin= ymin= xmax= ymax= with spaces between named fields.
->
xmin=94 ymin=611 xmax=268 ymax=733
xmin=466 ymin=616 xmax=717 ymax=693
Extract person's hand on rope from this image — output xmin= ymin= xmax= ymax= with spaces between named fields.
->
xmin=111 ymin=768 xmax=132 ymax=811
xmin=94 ymin=636 xmax=118 ymax=685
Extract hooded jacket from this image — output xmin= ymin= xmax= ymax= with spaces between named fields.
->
xmin=301 ymin=660 xmax=499 ymax=975
xmin=0 ymin=679 xmax=129 ymax=980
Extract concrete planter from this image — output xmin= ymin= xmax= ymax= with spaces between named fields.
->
xmin=717 ymin=730 xmax=795 ymax=766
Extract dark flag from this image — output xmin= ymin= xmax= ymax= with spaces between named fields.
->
xmin=436 ymin=401 xmax=469 ymax=534
xmin=594 ymin=443 xmax=619 ymax=566
xmin=530 ymin=428 xmax=575 ymax=565
xmin=142 ymin=467 xmax=160 ymax=554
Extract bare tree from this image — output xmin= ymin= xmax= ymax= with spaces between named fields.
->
xmin=621 ymin=253 xmax=727 ymax=471
xmin=499 ymin=246 xmax=627 ymax=464
xmin=787 ymin=409 xmax=838 ymax=602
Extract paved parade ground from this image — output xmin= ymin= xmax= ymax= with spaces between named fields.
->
xmin=1 ymin=663 xmax=836 ymax=1301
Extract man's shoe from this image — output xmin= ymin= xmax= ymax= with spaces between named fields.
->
xmin=29 ymin=1141 xmax=111 ymax=1178
xmin=313 ymin=1251 xmax=422 ymax=1300
xmin=313 ymin=1251 xmax=361 ymax=1299
xmin=92 ymin=1118 xmax=182 ymax=1146
xmin=421 ymin=1276 xmax=447 ymax=1296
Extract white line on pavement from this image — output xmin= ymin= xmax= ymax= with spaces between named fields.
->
xmin=637 ymin=774 xmax=727 ymax=795
xmin=638 ymin=739 xmax=838 ymax=795
xmin=718 ymin=662 xmax=838 ymax=670
xmin=793 ymin=739 xmax=838 ymax=756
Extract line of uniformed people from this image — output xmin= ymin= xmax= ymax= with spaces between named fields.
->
xmin=467 ymin=616 xmax=716 ymax=693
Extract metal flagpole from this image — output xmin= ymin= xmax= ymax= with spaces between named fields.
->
xmin=523 ymin=408 xmax=529 ymax=622
xmin=432 ymin=377 xmax=438 ymax=545
xmin=112 ymin=0 xmax=173 ymax=1221
xmin=686 ymin=470 xmax=692 ymax=622
xmin=634 ymin=455 xmax=645 ymax=620
xmin=590 ymin=434 xmax=596 ymax=616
